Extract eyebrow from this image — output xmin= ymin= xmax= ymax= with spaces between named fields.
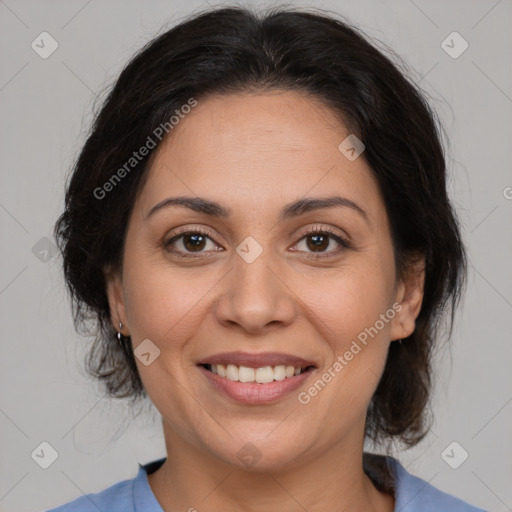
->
xmin=146 ymin=195 xmax=368 ymax=223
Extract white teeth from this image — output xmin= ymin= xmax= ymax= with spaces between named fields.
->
xmin=273 ymin=365 xmax=286 ymax=381
xmin=285 ymin=365 xmax=295 ymax=378
xmin=226 ymin=364 xmax=239 ymax=381
xmin=238 ymin=366 xmax=255 ymax=382
xmin=207 ymin=363 xmax=310 ymax=383
xmin=255 ymin=366 xmax=274 ymax=383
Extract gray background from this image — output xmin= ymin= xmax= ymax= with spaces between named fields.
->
xmin=0 ymin=0 xmax=511 ymax=511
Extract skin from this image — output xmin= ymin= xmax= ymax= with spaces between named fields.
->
xmin=106 ymin=90 xmax=425 ymax=512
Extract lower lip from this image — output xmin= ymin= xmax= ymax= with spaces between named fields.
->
xmin=198 ymin=365 xmax=316 ymax=404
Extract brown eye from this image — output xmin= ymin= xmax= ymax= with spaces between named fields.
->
xmin=293 ymin=227 xmax=350 ymax=258
xmin=181 ymin=233 xmax=207 ymax=252
xmin=306 ymin=233 xmax=330 ymax=252
xmin=164 ymin=229 xmax=221 ymax=258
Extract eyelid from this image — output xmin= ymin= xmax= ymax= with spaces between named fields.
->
xmin=168 ymin=224 xmax=214 ymax=237
xmin=166 ymin=223 xmax=349 ymax=242
xmin=163 ymin=223 xmax=350 ymax=258
xmin=293 ymin=224 xmax=350 ymax=244
xmin=163 ymin=225 xmax=222 ymax=252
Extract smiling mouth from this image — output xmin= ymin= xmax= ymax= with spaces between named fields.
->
xmin=200 ymin=363 xmax=316 ymax=384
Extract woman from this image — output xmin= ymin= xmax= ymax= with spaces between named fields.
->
xmin=47 ymin=5 xmax=486 ymax=511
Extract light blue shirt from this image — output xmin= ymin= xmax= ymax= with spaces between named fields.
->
xmin=44 ymin=454 xmax=487 ymax=511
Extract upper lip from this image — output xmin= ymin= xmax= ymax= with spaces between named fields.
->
xmin=197 ymin=351 xmax=317 ymax=369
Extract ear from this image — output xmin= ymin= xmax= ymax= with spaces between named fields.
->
xmin=390 ymin=254 xmax=425 ymax=341
xmin=104 ymin=266 xmax=129 ymax=336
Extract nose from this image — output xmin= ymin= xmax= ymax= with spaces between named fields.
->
xmin=214 ymin=250 xmax=297 ymax=335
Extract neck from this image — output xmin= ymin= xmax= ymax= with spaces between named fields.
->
xmin=147 ymin=421 xmax=394 ymax=512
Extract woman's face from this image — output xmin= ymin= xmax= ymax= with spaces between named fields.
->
xmin=107 ymin=90 xmax=423 ymax=470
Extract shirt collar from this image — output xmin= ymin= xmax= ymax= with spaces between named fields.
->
xmin=133 ymin=458 xmax=166 ymax=511
xmin=133 ymin=453 xmax=424 ymax=512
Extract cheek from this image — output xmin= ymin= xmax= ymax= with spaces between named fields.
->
xmin=122 ymin=254 xmax=219 ymax=351
xmin=297 ymin=263 xmax=394 ymax=404
xmin=306 ymin=264 xmax=394 ymax=344
xmin=120 ymin=257 xmax=215 ymax=422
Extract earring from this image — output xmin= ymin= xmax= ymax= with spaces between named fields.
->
xmin=117 ymin=321 xmax=124 ymax=346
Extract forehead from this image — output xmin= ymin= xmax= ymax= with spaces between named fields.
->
xmin=136 ymin=90 xmax=385 ymax=222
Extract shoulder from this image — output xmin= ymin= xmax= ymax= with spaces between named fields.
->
xmin=388 ymin=456 xmax=488 ymax=512
xmin=43 ymin=459 xmax=165 ymax=512
xmin=43 ymin=476 xmax=135 ymax=512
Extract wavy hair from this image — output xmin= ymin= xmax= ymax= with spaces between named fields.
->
xmin=54 ymin=5 xmax=467 ymax=447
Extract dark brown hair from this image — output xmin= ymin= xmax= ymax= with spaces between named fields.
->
xmin=54 ymin=5 xmax=466 ymax=447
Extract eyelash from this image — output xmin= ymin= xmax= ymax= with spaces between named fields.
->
xmin=163 ymin=225 xmax=350 ymax=259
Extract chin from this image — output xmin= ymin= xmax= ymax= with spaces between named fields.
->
xmin=207 ymin=434 xmax=310 ymax=473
